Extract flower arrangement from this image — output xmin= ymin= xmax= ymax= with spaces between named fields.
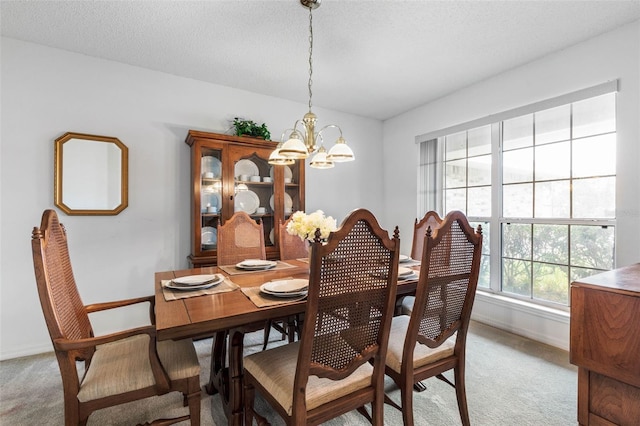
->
xmin=286 ymin=210 xmax=337 ymax=242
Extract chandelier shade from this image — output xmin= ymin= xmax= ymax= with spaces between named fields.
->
xmin=268 ymin=142 xmax=296 ymax=165
xmin=309 ymin=146 xmax=335 ymax=169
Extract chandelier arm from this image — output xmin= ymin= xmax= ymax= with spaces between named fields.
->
xmin=316 ymin=124 xmax=344 ymax=139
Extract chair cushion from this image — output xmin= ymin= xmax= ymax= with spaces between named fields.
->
xmin=157 ymin=338 xmax=200 ymax=380
xmin=385 ymin=315 xmax=455 ymax=374
xmin=77 ymin=334 xmax=199 ymax=402
xmin=243 ymin=341 xmax=373 ymax=415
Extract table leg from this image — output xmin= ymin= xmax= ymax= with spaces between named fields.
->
xmin=205 ymin=329 xmax=246 ymax=426
xmin=228 ymin=328 xmax=246 ymax=426
xmin=206 ymin=330 xmax=227 ymax=395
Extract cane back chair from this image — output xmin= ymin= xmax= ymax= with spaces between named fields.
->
xmin=31 ymin=209 xmax=201 ymax=426
xmin=243 ymin=208 xmax=401 ymax=425
xmin=401 ymin=211 xmax=444 ymax=316
xmin=216 ymin=211 xmax=266 ymax=266
xmin=384 ymin=210 xmax=483 ymax=426
xmin=261 ymin=217 xmax=311 ymax=349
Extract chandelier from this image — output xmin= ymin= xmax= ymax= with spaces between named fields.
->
xmin=268 ymin=0 xmax=355 ymax=169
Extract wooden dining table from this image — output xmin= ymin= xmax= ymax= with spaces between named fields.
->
xmin=154 ymin=259 xmax=420 ymax=425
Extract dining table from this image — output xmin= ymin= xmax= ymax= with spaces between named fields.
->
xmin=154 ymin=258 xmax=420 ymax=426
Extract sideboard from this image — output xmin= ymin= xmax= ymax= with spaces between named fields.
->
xmin=570 ymin=263 xmax=640 ymax=425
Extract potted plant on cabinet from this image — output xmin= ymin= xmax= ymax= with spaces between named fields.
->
xmin=232 ymin=117 xmax=271 ymax=140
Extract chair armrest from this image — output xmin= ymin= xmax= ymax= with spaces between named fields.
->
xmin=85 ymin=295 xmax=156 ymax=324
xmin=53 ymin=325 xmax=155 ymax=351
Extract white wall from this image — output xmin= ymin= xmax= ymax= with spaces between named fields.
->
xmin=383 ymin=20 xmax=640 ymax=350
xmin=0 ymin=38 xmax=383 ymax=359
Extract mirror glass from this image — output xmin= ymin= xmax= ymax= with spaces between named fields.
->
xmin=55 ymin=132 xmax=128 ymax=215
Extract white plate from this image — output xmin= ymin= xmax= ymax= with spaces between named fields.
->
xmin=269 ymin=165 xmax=293 ymax=180
xmin=202 ymin=156 xmax=221 ymax=178
xmin=269 ymin=228 xmax=275 ymax=245
xmin=261 ymin=278 xmax=309 ymax=294
xmin=235 ymin=159 xmax=259 ymax=178
xmin=166 ymin=279 xmax=222 ymax=291
xmin=398 ymin=272 xmax=418 ymax=282
xmin=201 ymin=191 xmax=222 ymax=211
xmin=235 ymin=190 xmax=259 ymax=214
xmin=202 ymin=226 xmax=217 ymax=244
xmin=269 ymin=193 xmax=293 ymax=211
xmin=172 ymin=274 xmax=223 ymax=286
xmin=236 ymin=259 xmax=277 ymax=270
xmin=261 ymin=288 xmax=308 ymax=298
xmin=398 ymin=266 xmax=413 ymax=277
xmin=399 ymin=254 xmax=411 ymax=263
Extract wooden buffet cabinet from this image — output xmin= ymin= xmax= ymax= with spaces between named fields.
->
xmin=570 ymin=263 xmax=640 ymax=425
xmin=185 ymin=130 xmax=305 ymax=267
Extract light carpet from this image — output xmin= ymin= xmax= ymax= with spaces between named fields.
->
xmin=0 ymin=321 xmax=577 ymax=425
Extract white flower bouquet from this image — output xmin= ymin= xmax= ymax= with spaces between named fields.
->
xmin=286 ymin=210 xmax=337 ymax=242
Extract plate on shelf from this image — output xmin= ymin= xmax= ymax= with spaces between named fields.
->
xmin=235 ymin=190 xmax=259 ymax=214
xmin=399 ymin=255 xmax=411 ymax=263
xmin=269 ymin=165 xmax=293 ymax=180
xmin=235 ymin=159 xmax=259 ymax=178
xmin=201 ymin=191 xmax=222 ymax=211
xmin=260 ymin=279 xmax=309 ymax=297
xmin=202 ymin=226 xmax=217 ymax=245
xmin=202 ymin=156 xmax=221 ymax=178
xmin=236 ymin=259 xmax=277 ymax=270
xmin=269 ymin=228 xmax=275 ymax=245
xmin=269 ymin=193 xmax=293 ymax=211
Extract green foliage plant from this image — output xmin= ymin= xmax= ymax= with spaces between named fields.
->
xmin=232 ymin=117 xmax=271 ymax=140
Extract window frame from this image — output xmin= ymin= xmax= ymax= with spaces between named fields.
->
xmin=417 ymin=81 xmax=618 ymax=310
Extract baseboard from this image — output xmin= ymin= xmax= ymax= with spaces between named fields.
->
xmin=471 ymin=291 xmax=570 ymax=351
xmin=0 ymin=343 xmax=53 ymax=361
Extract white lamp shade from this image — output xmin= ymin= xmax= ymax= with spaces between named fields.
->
xmin=268 ymin=148 xmax=295 ymax=165
xmin=310 ymin=148 xmax=335 ymax=169
xmin=326 ymin=137 xmax=355 ymax=162
xmin=279 ymin=136 xmax=309 ymax=159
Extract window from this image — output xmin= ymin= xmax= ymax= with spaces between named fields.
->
xmin=418 ymin=85 xmax=616 ymax=308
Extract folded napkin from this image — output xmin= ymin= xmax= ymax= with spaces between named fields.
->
xmin=161 ymin=277 xmax=239 ymax=301
xmin=241 ymin=286 xmax=307 ymax=308
xmin=219 ymin=261 xmax=297 ymax=276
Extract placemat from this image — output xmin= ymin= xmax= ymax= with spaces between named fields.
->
xmin=218 ymin=261 xmax=297 ymax=276
xmin=161 ymin=276 xmax=239 ymax=301
xmin=241 ymin=286 xmax=307 ymax=308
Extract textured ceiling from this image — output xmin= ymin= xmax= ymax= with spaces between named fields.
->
xmin=2 ymin=0 xmax=639 ymax=120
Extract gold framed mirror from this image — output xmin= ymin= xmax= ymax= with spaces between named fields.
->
xmin=54 ymin=132 xmax=128 ymax=215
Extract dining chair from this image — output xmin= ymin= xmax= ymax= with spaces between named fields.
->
xmin=261 ymin=217 xmax=311 ymax=349
xmin=31 ymin=209 xmax=201 ymax=426
xmin=400 ymin=211 xmax=443 ymax=316
xmin=410 ymin=210 xmax=443 ymax=262
xmin=243 ymin=208 xmax=401 ymax=425
xmin=384 ymin=210 xmax=483 ymax=426
xmin=278 ymin=216 xmax=310 ymax=260
xmin=216 ymin=211 xmax=287 ymax=351
xmin=216 ymin=211 xmax=266 ymax=266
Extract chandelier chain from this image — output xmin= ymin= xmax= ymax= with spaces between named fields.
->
xmin=308 ymin=5 xmax=313 ymax=112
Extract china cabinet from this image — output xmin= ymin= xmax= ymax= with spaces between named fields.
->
xmin=185 ymin=130 xmax=305 ymax=267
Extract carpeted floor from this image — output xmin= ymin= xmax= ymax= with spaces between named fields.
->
xmin=0 ymin=321 xmax=577 ymax=425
